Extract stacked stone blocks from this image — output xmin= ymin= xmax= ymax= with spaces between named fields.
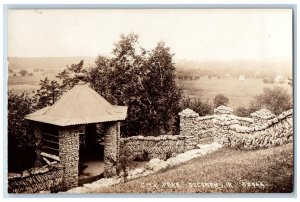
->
xmin=59 ymin=126 xmax=80 ymax=190
xmin=179 ymin=106 xmax=293 ymax=150
xmin=8 ymin=163 xmax=64 ymax=193
xmin=104 ymin=122 xmax=120 ymax=177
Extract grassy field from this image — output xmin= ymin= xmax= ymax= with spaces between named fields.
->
xmin=177 ymin=78 xmax=292 ymax=109
xmin=8 ymin=74 xmax=292 ymax=109
xmin=91 ymin=143 xmax=293 ymax=193
xmin=8 ymin=73 xmax=56 ymax=95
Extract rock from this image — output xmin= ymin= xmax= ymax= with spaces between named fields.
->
xmin=39 ymin=190 xmax=51 ymax=194
xmin=128 ymin=168 xmax=145 ymax=177
xmin=145 ymin=158 xmax=162 ymax=170
xmin=65 ymin=186 xmax=90 ymax=194
xmin=153 ymin=161 xmax=168 ymax=172
xmin=178 ymin=108 xmax=199 ymax=118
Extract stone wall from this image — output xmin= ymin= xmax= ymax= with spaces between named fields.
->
xmin=179 ymin=106 xmax=293 ymax=150
xmin=59 ymin=126 xmax=80 ymax=190
xmin=120 ymin=135 xmax=195 ymax=160
xmin=215 ymin=109 xmax=293 ymax=150
xmin=8 ymin=163 xmax=64 ymax=193
xmin=104 ymin=122 xmax=120 ymax=178
xmin=179 ymin=108 xmax=215 ymax=140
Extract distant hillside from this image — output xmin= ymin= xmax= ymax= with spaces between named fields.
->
xmin=8 ymin=56 xmax=96 ymax=71
xmin=7 ymin=57 xmax=293 ymax=79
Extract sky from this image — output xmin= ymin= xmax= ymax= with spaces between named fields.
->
xmin=8 ymin=9 xmax=292 ymax=62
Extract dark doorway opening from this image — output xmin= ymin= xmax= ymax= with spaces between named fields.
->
xmin=78 ymin=124 xmax=105 ymax=186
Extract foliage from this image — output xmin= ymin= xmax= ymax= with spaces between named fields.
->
xmin=116 ymin=148 xmax=134 ymax=183
xmin=213 ymin=94 xmax=229 ymax=108
xmin=288 ymin=77 xmax=293 ymax=87
xmin=180 ymin=97 xmax=213 ymax=116
xmin=8 ymin=92 xmax=36 ymax=171
xmin=87 ymin=34 xmax=182 ymax=136
xmin=32 ymin=77 xmax=62 ymax=109
xmin=234 ymin=106 xmax=250 ymax=117
xmin=262 ymin=77 xmax=274 ymax=84
xmin=32 ymin=60 xmax=86 ymax=109
xmin=19 ymin=69 xmax=28 ymax=76
xmin=56 ymin=60 xmax=87 ymax=92
xmin=249 ymin=86 xmax=292 ymax=115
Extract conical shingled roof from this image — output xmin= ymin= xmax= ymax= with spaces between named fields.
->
xmin=25 ymin=83 xmax=128 ymax=126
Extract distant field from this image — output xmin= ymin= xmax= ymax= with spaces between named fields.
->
xmin=176 ymin=78 xmax=292 ymax=109
xmin=8 ymin=75 xmax=292 ymax=109
xmin=8 ymin=73 xmax=56 ymax=95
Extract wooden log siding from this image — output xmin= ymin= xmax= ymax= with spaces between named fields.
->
xmin=41 ymin=131 xmax=59 ymax=156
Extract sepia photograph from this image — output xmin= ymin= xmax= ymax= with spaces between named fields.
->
xmin=6 ymin=7 xmax=294 ymax=194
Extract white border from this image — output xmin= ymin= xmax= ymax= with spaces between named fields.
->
xmin=1 ymin=1 xmax=299 ymax=202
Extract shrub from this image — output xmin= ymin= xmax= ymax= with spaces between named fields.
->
xmin=213 ymin=94 xmax=229 ymax=108
xmin=8 ymin=92 xmax=36 ymax=172
xmin=234 ymin=107 xmax=250 ymax=117
xmin=249 ymin=86 xmax=292 ymax=115
xmin=180 ymin=97 xmax=213 ymax=116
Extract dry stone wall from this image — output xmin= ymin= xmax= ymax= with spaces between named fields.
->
xmin=120 ymin=135 xmax=193 ymax=160
xmin=180 ymin=106 xmax=293 ymax=150
xmin=8 ymin=163 xmax=64 ymax=193
xmin=215 ymin=109 xmax=293 ymax=150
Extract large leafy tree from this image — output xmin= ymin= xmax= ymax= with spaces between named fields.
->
xmin=88 ymin=34 xmax=182 ymax=136
xmin=143 ymin=42 xmax=182 ymax=134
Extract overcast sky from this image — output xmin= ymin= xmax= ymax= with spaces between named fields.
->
xmin=8 ymin=9 xmax=292 ymax=61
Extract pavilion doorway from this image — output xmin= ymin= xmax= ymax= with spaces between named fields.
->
xmin=78 ymin=123 xmax=105 ymax=185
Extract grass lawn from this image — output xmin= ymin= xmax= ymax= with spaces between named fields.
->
xmin=91 ymin=143 xmax=293 ymax=193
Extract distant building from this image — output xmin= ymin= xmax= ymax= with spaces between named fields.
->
xmin=239 ymin=75 xmax=245 ymax=81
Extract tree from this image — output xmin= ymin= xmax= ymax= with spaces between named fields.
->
xmin=8 ymin=92 xmax=36 ymax=171
xmin=213 ymin=94 xmax=229 ymax=108
xmin=56 ymin=60 xmax=86 ymax=92
xmin=249 ymin=86 xmax=292 ymax=115
xmin=88 ymin=34 xmax=182 ymax=136
xmin=19 ymin=69 xmax=28 ymax=76
xmin=32 ymin=77 xmax=62 ymax=109
xmin=31 ymin=60 xmax=86 ymax=109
